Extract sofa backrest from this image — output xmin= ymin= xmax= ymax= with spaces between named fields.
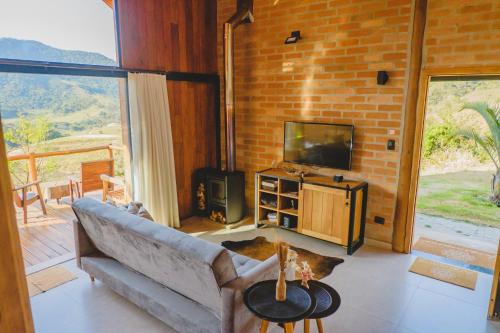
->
xmin=72 ymin=198 xmax=237 ymax=317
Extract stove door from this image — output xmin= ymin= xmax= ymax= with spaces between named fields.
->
xmin=208 ymin=178 xmax=226 ymax=207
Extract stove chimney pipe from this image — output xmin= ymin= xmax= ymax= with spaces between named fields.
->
xmin=223 ymin=0 xmax=254 ymax=172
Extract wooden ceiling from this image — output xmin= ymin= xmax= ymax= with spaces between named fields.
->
xmin=103 ymin=0 xmax=112 ymax=9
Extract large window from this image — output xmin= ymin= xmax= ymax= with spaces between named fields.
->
xmin=1 ymin=72 xmax=126 ymax=186
xmin=0 ymin=0 xmax=117 ymax=65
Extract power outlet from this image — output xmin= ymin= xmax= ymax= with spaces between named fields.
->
xmin=387 ymin=139 xmax=396 ymax=151
xmin=374 ymin=216 xmax=385 ymax=225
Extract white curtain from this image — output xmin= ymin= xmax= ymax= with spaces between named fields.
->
xmin=128 ymin=73 xmax=180 ymax=228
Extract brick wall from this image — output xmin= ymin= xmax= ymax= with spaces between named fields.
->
xmin=216 ymin=0 xmax=500 ymax=244
xmin=424 ymin=0 xmax=500 ymax=68
xmin=218 ymin=0 xmax=413 ymax=244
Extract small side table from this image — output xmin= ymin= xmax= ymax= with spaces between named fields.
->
xmin=300 ymin=280 xmax=341 ymax=333
xmin=244 ymin=279 xmax=316 ymax=333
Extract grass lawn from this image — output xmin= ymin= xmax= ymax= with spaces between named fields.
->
xmin=416 ymin=170 xmax=500 ymax=227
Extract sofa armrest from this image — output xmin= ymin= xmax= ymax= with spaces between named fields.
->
xmin=73 ymin=219 xmax=98 ymax=268
xmin=220 ymin=255 xmax=295 ymax=333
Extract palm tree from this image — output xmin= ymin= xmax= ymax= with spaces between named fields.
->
xmin=458 ymin=102 xmax=500 ymax=206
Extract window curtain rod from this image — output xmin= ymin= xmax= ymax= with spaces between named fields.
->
xmin=0 ymin=58 xmax=219 ymax=83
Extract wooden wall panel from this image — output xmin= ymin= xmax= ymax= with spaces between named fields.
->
xmin=115 ymin=0 xmax=218 ymax=219
xmin=116 ymin=0 xmax=217 ymax=73
xmin=168 ymin=81 xmax=217 ymax=218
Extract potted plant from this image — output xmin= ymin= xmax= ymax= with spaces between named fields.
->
xmin=457 ymin=102 xmax=499 ymax=206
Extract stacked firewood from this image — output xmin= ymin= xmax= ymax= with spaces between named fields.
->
xmin=210 ymin=210 xmax=226 ymax=223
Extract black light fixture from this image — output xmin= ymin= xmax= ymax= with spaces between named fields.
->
xmin=377 ymin=71 xmax=389 ymax=85
xmin=284 ymin=31 xmax=301 ymax=44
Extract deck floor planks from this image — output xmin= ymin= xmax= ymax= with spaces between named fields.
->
xmin=16 ymin=200 xmax=76 ymax=270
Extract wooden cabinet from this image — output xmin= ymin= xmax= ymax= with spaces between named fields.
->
xmin=255 ymin=168 xmax=368 ymax=254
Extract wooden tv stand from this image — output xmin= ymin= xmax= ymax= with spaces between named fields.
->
xmin=255 ymin=168 xmax=368 ymax=255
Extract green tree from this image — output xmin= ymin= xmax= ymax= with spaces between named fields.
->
xmin=457 ymin=102 xmax=500 ymax=205
xmin=4 ymin=115 xmax=54 ymax=184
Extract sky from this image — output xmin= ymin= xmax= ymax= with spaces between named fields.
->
xmin=0 ymin=0 xmax=116 ymax=60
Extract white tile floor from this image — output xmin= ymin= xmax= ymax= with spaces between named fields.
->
xmin=31 ymin=226 xmax=500 ymax=333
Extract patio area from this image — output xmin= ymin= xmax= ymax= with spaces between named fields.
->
xmin=16 ymin=199 xmax=76 ymax=273
xmin=7 ymin=144 xmax=126 ymax=274
xmin=16 ymin=190 xmax=107 ymax=274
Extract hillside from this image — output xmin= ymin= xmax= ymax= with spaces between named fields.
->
xmin=0 ymin=38 xmax=119 ymax=122
xmin=0 ymin=38 xmax=116 ymax=66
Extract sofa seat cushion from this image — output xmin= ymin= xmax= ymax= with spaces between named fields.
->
xmin=228 ymin=251 xmax=260 ymax=276
xmin=81 ymin=256 xmax=220 ymax=333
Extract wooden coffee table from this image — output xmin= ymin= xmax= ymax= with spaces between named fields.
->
xmin=244 ymin=279 xmax=316 ymax=333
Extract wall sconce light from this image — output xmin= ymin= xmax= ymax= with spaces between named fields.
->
xmin=377 ymin=71 xmax=389 ymax=85
xmin=284 ymin=31 xmax=301 ymax=44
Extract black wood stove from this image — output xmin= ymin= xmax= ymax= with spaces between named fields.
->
xmin=193 ymin=168 xmax=245 ymax=224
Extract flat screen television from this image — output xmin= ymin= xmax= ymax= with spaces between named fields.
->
xmin=283 ymin=121 xmax=354 ymax=170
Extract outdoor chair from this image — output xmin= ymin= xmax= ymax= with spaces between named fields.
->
xmin=69 ymin=159 xmax=114 ymax=202
xmin=101 ymin=174 xmax=126 ymax=203
xmin=12 ymin=179 xmax=47 ymax=224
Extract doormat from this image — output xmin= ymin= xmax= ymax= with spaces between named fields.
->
xmin=413 ymin=237 xmax=495 ymax=270
xmin=27 ymin=265 xmax=77 ymax=297
xmin=222 ymin=236 xmax=344 ymax=280
xmin=409 ymin=257 xmax=477 ymax=290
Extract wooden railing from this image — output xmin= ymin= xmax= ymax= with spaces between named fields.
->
xmin=7 ymin=144 xmax=123 ymax=182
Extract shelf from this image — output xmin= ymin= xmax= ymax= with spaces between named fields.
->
xmin=280 ymin=208 xmax=298 ymax=216
xmin=280 ymin=192 xmax=298 ymax=199
xmin=259 ymin=204 xmax=278 ymax=211
xmin=280 ymin=226 xmax=298 ymax=233
xmin=259 ymin=189 xmax=278 ymax=195
xmin=259 ymin=219 xmax=279 ymax=226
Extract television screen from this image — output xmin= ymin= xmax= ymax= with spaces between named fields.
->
xmin=284 ymin=122 xmax=353 ymax=170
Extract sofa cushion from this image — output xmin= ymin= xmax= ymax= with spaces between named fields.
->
xmin=72 ymin=198 xmax=238 ymax=317
xmin=228 ymin=251 xmax=260 ymax=276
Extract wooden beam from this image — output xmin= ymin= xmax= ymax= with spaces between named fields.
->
xmin=0 ymin=118 xmax=34 ymax=332
xmin=392 ymin=0 xmax=427 ymax=253
xmin=8 ymin=145 xmax=114 ymax=161
xmin=489 ymin=240 xmax=500 ymax=318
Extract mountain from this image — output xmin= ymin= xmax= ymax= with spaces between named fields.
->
xmin=0 ymin=38 xmax=119 ymax=123
xmin=0 ymin=38 xmax=116 ymax=66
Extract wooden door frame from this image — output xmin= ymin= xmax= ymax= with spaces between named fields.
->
xmin=397 ymin=65 xmax=500 ymax=253
xmin=0 ymin=118 xmax=34 ymax=332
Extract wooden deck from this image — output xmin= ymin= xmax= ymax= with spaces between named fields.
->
xmin=16 ymin=200 xmax=77 ymax=273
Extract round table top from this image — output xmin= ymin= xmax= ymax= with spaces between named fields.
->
xmin=244 ymin=279 xmax=316 ymax=323
xmin=300 ymin=280 xmax=341 ymax=319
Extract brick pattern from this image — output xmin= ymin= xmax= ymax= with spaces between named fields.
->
xmin=218 ymin=0 xmax=412 ymax=244
xmin=424 ymin=0 xmax=500 ymax=68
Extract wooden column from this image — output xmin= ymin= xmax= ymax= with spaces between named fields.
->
xmin=118 ymin=79 xmax=134 ymax=202
xmin=392 ymin=0 xmax=428 ymax=253
xmin=0 ymin=120 xmax=34 ymax=332
xmin=489 ymin=240 xmax=500 ymax=319
xmin=27 ymin=153 xmax=37 ymax=182
xmin=107 ymin=146 xmax=114 ymax=160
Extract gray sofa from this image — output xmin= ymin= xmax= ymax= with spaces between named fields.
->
xmin=72 ymin=198 xmax=281 ymax=333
